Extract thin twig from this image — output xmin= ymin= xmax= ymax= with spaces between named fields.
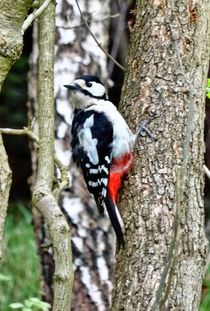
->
xmin=0 ymin=127 xmax=69 ymax=193
xmin=75 ymin=0 xmax=125 ymax=72
xmin=107 ymin=0 xmax=128 ymax=76
xmin=22 ymin=0 xmax=52 ymax=34
xmin=56 ymin=13 xmax=120 ymax=29
xmin=0 ymin=127 xmax=39 ymax=143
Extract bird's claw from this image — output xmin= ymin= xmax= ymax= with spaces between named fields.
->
xmin=136 ymin=113 xmax=158 ymax=141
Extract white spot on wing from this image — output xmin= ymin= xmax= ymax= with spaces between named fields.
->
xmin=78 ymin=114 xmax=99 ymax=165
xmin=105 ymin=156 xmax=111 ymax=163
xmin=97 ymin=178 xmax=108 ymax=186
xmin=99 ymin=165 xmax=108 ymax=174
xmin=102 ymin=188 xmax=107 ymax=198
xmin=88 ymin=181 xmax=98 ymax=187
xmin=89 ymin=168 xmax=99 ymax=174
xmin=78 ymin=128 xmax=99 ymax=165
xmin=83 ymin=114 xmax=94 ymax=128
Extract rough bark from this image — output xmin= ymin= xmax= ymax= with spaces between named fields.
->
xmin=0 ymin=135 xmax=12 ymax=260
xmin=0 ymin=0 xmax=32 ymax=88
xmin=32 ymin=1 xmax=73 ymax=311
xmin=0 ymin=0 xmax=32 ymax=261
xmin=111 ymin=0 xmax=210 ymax=310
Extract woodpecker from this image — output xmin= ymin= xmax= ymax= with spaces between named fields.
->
xmin=64 ymin=75 xmax=148 ymax=247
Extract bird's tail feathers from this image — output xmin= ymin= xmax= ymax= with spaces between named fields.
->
xmin=104 ymin=196 xmax=125 ymax=248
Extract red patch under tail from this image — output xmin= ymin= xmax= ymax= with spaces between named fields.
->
xmin=108 ymin=153 xmax=133 ymax=203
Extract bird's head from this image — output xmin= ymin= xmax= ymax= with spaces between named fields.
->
xmin=64 ymin=75 xmax=108 ymax=109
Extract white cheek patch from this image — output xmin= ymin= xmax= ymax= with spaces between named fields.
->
xmin=85 ymin=81 xmax=105 ymax=97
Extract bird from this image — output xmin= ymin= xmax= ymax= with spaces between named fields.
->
xmin=64 ymin=74 xmax=151 ymax=247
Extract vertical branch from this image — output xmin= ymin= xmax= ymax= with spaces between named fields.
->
xmin=36 ymin=1 xmax=54 ymax=188
xmin=32 ymin=1 xmax=73 ymax=310
xmin=0 ymin=135 xmax=12 ymax=260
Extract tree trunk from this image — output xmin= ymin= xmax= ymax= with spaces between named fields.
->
xmin=111 ymin=1 xmax=210 ymax=310
xmin=0 ymin=0 xmax=32 ymax=261
xmin=55 ymin=2 xmax=115 ymax=309
xmin=0 ymin=135 xmax=12 ymax=260
xmin=0 ymin=0 xmax=32 ymax=88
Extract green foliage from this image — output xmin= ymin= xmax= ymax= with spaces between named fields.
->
xmin=0 ymin=203 xmax=41 ymax=311
xmin=9 ymin=297 xmax=51 ymax=311
xmin=200 ymin=264 xmax=210 ymax=311
xmin=206 ymin=79 xmax=210 ymax=99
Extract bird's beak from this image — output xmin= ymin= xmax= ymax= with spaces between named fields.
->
xmin=63 ymin=83 xmax=81 ymax=91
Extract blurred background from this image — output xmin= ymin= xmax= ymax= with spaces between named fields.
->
xmin=0 ymin=1 xmax=210 ymax=310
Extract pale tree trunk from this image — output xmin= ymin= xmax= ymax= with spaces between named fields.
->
xmin=28 ymin=0 xmax=116 ymax=310
xmin=111 ymin=1 xmax=210 ymax=310
xmin=0 ymin=0 xmax=32 ymax=261
xmin=55 ymin=2 xmax=114 ymax=309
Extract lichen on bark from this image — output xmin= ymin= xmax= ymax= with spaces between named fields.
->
xmin=0 ymin=0 xmax=33 ymax=88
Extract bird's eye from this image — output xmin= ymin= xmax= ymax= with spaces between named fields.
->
xmin=86 ymin=82 xmax=92 ymax=87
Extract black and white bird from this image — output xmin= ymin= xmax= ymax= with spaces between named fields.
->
xmin=64 ymin=75 xmax=142 ymax=247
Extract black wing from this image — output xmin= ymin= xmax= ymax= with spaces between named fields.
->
xmin=71 ymin=109 xmax=113 ymax=214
